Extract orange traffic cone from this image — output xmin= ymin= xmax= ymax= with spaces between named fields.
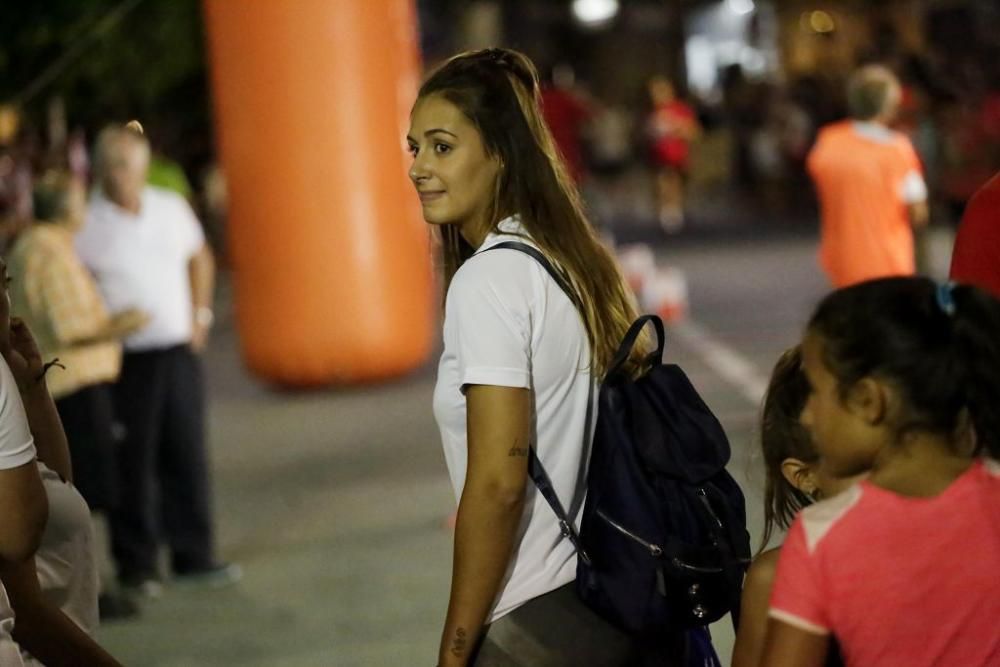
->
xmin=642 ymin=266 xmax=689 ymax=323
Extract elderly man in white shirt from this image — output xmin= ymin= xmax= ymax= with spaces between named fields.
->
xmin=76 ymin=124 xmax=239 ymax=595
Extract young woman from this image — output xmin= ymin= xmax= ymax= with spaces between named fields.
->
xmin=407 ymin=49 xmax=667 ymax=666
xmin=731 ymin=347 xmax=858 ymax=667
xmin=0 ymin=257 xmax=122 ymax=666
xmin=762 ymin=278 xmax=1000 ymax=666
xmin=0 ymin=274 xmax=49 ymax=667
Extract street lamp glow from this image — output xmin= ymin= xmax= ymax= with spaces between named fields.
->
xmin=727 ymin=0 xmax=755 ymax=16
xmin=572 ymin=0 xmax=620 ymax=27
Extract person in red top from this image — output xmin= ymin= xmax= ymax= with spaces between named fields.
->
xmin=646 ymin=76 xmax=699 ymax=233
xmin=950 ymin=171 xmax=1000 ymax=298
xmin=762 ymin=277 xmax=1000 ymax=667
xmin=807 ymin=65 xmax=928 ymax=287
xmin=540 ymin=64 xmax=592 ymax=185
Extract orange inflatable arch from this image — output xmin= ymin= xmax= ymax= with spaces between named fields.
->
xmin=203 ymin=0 xmax=434 ymax=386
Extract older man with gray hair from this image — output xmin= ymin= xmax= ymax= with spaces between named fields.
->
xmin=76 ymin=123 xmax=239 ymax=596
xmin=806 ymin=64 xmax=929 ymax=287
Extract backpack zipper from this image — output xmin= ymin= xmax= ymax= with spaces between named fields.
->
xmin=597 ymin=508 xmax=725 ymax=573
xmin=670 ymin=558 xmax=724 ymax=574
xmin=596 ymin=509 xmax=663 ymax=557
xmin=696 ymin=488 xmax=724 ymax=529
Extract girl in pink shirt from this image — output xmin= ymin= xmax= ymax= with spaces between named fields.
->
xmin=731 ymin=347 xmax=858 ymax=667
xmin=762 ymin=277 xmax=1000 ymax=667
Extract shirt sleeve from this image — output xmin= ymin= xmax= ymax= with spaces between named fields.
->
xmin=174 ymin=193 xmax=206 ymax=258
xmin=444 ymin=253 xmax=533 ymax=391
xmin=74 ymin=218 xmax=100 ymax=271
xmin=896 ymin=139 xmax=927 ymax=204
xmin=768 ymin=517 xmax=832 ymax=636
xmin=0 ymin=358 xmax=36 ymax=470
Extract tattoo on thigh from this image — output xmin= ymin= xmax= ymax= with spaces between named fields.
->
xmin=450 ymin=627 xmax=468 ymax=657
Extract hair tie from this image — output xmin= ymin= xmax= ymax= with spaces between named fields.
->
xmin=484 ymin=48 xmax=508 ymax=67
xmin=935 ymin=281 xmax=956 ymax=317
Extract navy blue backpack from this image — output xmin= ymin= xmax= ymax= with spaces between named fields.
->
xmin=484 ymin=242 xmax=751 ymax=645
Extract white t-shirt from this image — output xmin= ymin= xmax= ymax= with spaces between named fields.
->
xmin=433 ymin=217 xmax=596 ymax=622
xmin=0 ymin=356 xmax=37 ymax=667
xmin=21 ymin=462 xmax=98 ymax=666
xmin=77 ymin=186 xmax=205 ymax=351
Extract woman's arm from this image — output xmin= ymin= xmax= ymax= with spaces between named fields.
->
xmin=0 ymin=462 xmax=47 ymax=562
xmin=18 ymin=380 xmax=71 ymax=485
xmin=438 ymin=384 xmax=531 ymax=667
xmin=759 ymin=619 xmax=829 ymax=667
xmin=0 ymin=557 xmax=123 ymax=667
xmin=6 ymin=320 xmax=72 ymax=483
xmin=731 ymin=548 xmax=780 ymax=667
xmin=188 ymin=243 xmax=216 ymax=353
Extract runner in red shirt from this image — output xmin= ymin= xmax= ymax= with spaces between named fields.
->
xmin=540 ymin=65 xmax=592 ymax=185
xmin=646 ymin=76 xmax=699 ymax=233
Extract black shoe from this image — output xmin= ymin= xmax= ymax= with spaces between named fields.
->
xmin=99 ymin=591 xmax=141 ymax=621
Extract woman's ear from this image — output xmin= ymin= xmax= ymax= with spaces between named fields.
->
xmin=848 ymin=377 xmax=889 ymax=426
xmin=780 ymin=457 xmax=819 ymax=497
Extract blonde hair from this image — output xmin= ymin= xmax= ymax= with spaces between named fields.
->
xmin=418 ymin=49 xmax=647 ymax=377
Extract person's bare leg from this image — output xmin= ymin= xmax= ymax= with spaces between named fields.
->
xmin=658 ymin=169 xmax=684 ymax=232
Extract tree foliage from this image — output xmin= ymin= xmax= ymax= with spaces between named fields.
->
xmin=0 ymin=0 xmax=211 ymax=171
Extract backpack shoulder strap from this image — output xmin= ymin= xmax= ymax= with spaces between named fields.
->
xmin=478 ymin=240 xmax=590 ymax=565
xmin=478 ymin=241 xmax=581 ymax=310
xmin=527 ymin=450 xmax=591 ymax=565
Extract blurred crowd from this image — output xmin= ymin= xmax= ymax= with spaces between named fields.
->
xmin=0 ymin=112 xmax=226 ymax=259
xmin=536 ymin=31 xmax=999 ymax=232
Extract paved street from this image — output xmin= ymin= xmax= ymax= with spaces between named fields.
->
xmin=96 ymin=223 xmax=955 ymax=666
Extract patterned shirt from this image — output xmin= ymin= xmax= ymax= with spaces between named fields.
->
xmin=7 ymin=225 xmax=120 ymax=399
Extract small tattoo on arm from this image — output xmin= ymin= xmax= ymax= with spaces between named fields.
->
xmin=450 ymin=627 xmax=468 ymax=657
xmin=508 ymin=446 xmax=529 ymax=457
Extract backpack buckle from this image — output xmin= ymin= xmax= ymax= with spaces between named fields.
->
xmin=559 ymin=521 xmax=593 ymax=566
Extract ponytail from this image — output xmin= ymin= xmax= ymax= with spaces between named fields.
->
xmin=758 ymin=347 xmax=816 ymax=554
xmin=952 ymin=285 xmax=1000 ymax=458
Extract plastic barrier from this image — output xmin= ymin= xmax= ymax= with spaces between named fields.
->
xmin=203 ymin=0 xmax=433 ymax=386
xmin=616 ymin=243 xmax=688 ymax=323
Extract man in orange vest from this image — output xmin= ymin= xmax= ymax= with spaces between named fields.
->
xmin=807 ymin=65 xmax=928 ymax=287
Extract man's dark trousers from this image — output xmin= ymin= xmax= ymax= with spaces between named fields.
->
xmin=111 ymin=344 xmax=215 ymax=581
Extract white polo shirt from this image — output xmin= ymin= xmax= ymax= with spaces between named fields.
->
xmin=0 ymin=356 xmax=37 ymax=667
xmin=76 ymin=186 xmax=205 ymax=352
xmin=432 ymin=217 xmax=597 ymax=622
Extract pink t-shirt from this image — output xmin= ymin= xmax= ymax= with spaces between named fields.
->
xmin=770 ymin=459 xmax=1000 ymax=666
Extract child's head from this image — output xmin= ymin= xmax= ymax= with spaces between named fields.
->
xmin=802 ymin=277 xmax=1000 ymax=476
xmin=760 ymin=346 xmax=847 ymax=548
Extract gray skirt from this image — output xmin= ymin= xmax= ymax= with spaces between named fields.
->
xmin=471 ymin=583 xmax=688 ymax=667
